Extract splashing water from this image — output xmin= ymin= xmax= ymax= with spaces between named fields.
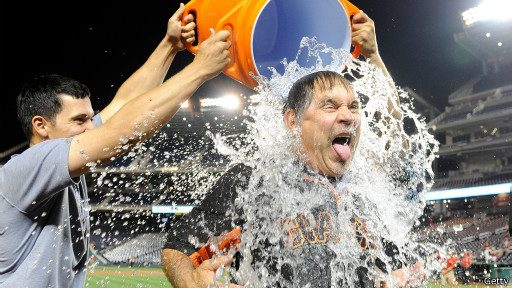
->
xmin=86 ymin=36 xmax=441 ymax=286
xmin=202 ymin=37 xmax=441 ymax=287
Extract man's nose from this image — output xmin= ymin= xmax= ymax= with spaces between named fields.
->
xmin=336 ymin=106 xmax=354 ymax=123
xmin=84 ymin=120 xmax=95 ymax=131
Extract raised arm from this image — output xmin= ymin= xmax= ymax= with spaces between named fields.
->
xmin=68 ymin=29 xmax=230 ymax=178
xmin=99 ymin=3 xmax=196 ymax=122
xmin=352 ymin=11 xmax=402 ymax=121
xmin=351 ymin=11 xmax=389 ymax=77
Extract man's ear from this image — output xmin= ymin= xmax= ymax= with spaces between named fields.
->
xmin=284 ymin=109 xmax=298 ymax=131
xmin=32 ymin=115 xmax=50 ymax=139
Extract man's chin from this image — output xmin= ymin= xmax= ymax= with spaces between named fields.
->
xmin=328 ymin=161 xmax=351 ymax=177
xmin=328 ymin=170 xmax=345 ymax=178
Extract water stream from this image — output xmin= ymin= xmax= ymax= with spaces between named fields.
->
xmin=206 ymin=38 xmax=440 ymax=287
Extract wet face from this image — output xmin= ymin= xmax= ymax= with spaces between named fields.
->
xmin=288 ymin=84 xmax=361 ymax=177
xmin=45 ymin=94 xmax=95 ymax=139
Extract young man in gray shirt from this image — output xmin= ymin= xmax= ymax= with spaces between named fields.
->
xmin=0 ymin=4 xmax=232 ymax=287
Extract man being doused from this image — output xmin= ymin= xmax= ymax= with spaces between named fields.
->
xmin=162 ymin=12 xmax=423 ymax=288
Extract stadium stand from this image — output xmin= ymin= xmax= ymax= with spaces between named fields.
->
xmin=101 ymin=233 xmax=167 ymax=264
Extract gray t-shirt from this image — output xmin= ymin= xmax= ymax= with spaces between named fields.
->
xmin=0 ymin=115 xmax=101 ymax=287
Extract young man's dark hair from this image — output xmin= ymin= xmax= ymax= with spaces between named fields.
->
xmin=16 ymin=74 xmax=90 ymax=139
xmin=1 ymin=5 xmax=232 ymax=286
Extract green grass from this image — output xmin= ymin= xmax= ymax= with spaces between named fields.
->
xmin=85 ymin=266 xmax=491 ymax=288
xmin=85 ymin=266 xmax=172 ymax=288
xmin=85 ymin=275 xmax=170 ymax=288
xmin=425 ymin=285 xmax=483 ymax=288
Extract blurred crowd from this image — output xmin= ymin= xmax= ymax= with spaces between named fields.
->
xmin=435 ymin=235 xmax=512 ymax=287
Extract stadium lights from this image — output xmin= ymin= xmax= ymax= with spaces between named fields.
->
xmin=426 ymin=183 xmax=511 ymax=201
xmin=161 ymin=166 xmax=178 ymax=172
xmin=200 ymin=94 xmax=240 ymax=110
xmin=461 ymin=0 xmax=512 ymax=27
xmin=152 ymin=205 xmax=195 ymax=214
xmin=181 ymin=100 xmax=189 ymax=109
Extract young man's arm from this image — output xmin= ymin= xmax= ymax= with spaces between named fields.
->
xmin=99 ymin=3 xmax=196 ymax=122
xmin=351 ymin=11 xmax=390 ymax=77
xmin=68 ymin=30 xmax=231 ymax=178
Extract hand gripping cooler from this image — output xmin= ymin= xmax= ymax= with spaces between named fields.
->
xmin=184 ymin=0 xmax=361 ymax=88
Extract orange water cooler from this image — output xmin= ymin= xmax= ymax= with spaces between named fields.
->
xmin=184 ymin=0 xmax=360 ymax=88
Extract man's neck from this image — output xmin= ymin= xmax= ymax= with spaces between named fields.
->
xmin=29 ymin=137 xmax=44 ymax=147
xmin=302 ymin=163 xmax=342 ymax=185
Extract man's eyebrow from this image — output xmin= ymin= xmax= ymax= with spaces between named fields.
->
xmin=320 ymin=97 xmax=339 ymax=105
xmin=319 ymin=98 xmax=359 ymax=106
xmin=72 ymin=113 xmax=93 ymax=119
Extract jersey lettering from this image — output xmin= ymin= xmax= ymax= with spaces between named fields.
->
xmin=279 ymin=211 xmax=340 ymax=248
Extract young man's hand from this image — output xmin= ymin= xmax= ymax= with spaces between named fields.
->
xmin=351 ymin=11 xmax=379 ymax=60
xmin=167 ymin=3 xmax=196 ymax=51
xmin=190 ymin=29 xmax=232 ymax=81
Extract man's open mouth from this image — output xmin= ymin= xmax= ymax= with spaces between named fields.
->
xmin=332 ymin=135 xmax=351 ymax=146
xmin=332 ymin=134 xmax=352 ymax=160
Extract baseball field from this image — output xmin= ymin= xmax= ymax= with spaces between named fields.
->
xmin=86 ymin=266 xmax=171 ymax=288
xmin=85 ymin=266 xmax=492 ymax=287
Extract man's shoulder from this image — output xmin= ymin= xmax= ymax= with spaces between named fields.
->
xmin=208 ymin=164 xmax=250 ymax=193
xmin=20 ymin=138 xmax=71 ymax=154
xmin=6 ymin=138 xmax=72 ymax=165
xmin=224 ymin=163 xmax=253 ymax=179
xmin=199 ymin=163 xmax=252 ymax=207
xmin=0 ymin=138 xmax=76 ymax=212
xmin=1 ymin=138 xmax=74 ymax=186
xmin=92 ymin=114 xmax=102 ymax=127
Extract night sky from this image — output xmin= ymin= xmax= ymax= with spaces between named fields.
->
xmin=0 ymin=0 xmax=482 ymax=152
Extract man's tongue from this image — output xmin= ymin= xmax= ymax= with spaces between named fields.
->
xmin=333 ymin=142 xmax=351 ymax=161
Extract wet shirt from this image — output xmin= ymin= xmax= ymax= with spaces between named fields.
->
xmin=0 ymin=115 xmax=101 ymax=287
xmin=164 ymin=164 xmax=383 ymax=287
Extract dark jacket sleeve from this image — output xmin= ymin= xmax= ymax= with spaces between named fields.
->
xmin=163 ymin=164 xmax=251 ymax=255
xmin=375 ymin=239 xmax=402 ymax=273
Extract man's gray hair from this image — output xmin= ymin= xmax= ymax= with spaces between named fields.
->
xmin=283 ymin=71 xmax=353 ymax=120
